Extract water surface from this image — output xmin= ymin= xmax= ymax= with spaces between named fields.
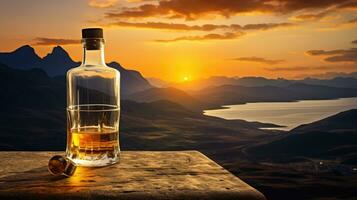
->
xmin=204 ymin=97 xmax=357 ymax=131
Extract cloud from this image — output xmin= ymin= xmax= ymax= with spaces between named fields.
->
xmin=154 ymin=32 xmax=244 ymax=42
xmin=107 ymin=21 xmax=295 ymax=31
xmin=347 ymin=17 xmax=357 ymax=24
xmin=89 ymin=0 xmax=118 ymax=8
xmin=241 ymin=23 xmax=294 ymax=30
xmin=306 ymin=48 xmax=357 ymax=63
xmin=33 ymin=37 xmax=80 ymax=46
xmin=147 ymin=22 xmax=292 ymax=42
xmin=337 ymin=1 xmax=357 ymax=9
xmin=331 ymin=17 xmax=357 ymax=29
xmin=265 ymin=66 xmax=332 ymax=71
xmin=291 ymin=10 xmax=331 ymax=21
xmin=293 ymin=71 xmax=357 ymax=79
xmin=306 ymin=49 xmax=349 ymax=56
xmin=290 ymin=0 xmax=357 ymax=22
xmin=352 ymin=39 xmax=357 ymax=44
xmin=232 ymin=57 xmax=285 ymax=65
xmin=108 ymin=21 xmax=225 ymax=31
xmin=104 ymin=0 xmax=355 ymax=20
xmin=127 ymin=0 xmax=157 ymax=2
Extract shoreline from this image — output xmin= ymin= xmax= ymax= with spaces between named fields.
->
xmin=203 ymin=97 xmax=357 ymax=131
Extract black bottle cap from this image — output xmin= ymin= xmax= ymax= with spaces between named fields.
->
xmin=48 ymin=155 xmax=77 ymax=177
xmin=82 ymin=28 xmax=103 ymax=39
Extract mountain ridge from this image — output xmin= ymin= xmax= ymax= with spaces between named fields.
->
xmin=151 ymin=75 xmax=357 ymax=91
xmin=0 ymin=45 xmax=153 ymax=95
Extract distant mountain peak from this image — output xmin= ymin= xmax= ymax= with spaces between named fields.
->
xmin=45 ymin=45 xmax=69 ymax=58
xmin=107 ymin=61 xmax=124 ymax=69
xmin=13 ymin=45 xmax=37 ymax=55
xmin=0 ymin=45 xmax=42 ymax=70
xmin=52 ymin=45 xmax=66 ymax=53
xmin=43 ymin=45 xmax=75 ymax=64
xmin=15 ymin=45 xmax=33 ymax=51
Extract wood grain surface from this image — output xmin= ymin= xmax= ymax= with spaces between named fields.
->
xmin=0 ymin=151 xmax=266 ymax=200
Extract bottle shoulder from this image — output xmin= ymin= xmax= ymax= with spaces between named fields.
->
xmin=67 ymin=65 xmax=120 ymax=79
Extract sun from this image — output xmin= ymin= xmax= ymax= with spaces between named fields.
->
xmin=183 ymin=76 xmax=189 ymax=81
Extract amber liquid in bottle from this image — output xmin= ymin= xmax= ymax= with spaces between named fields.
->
xmin=66 ymin=105 xmax=120 ymax=166
xmin=67 ymin=127 xmax=119 ymax=161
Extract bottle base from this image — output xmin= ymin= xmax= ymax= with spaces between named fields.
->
xmin=68 ymin=155 xmax=120 ymax=167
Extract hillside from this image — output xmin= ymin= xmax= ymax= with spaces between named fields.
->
xmin=107 ymin=62 xmax=152 ymax=95
xmin=246 ymin=109 xmax=357 ymax=163
xmin=291 ymin=109 xmax=357 ymax=133
xmin=0 ymin=63 xmax=65 ymax=110
xmin=125 ymin=87 xmax=214 ymax=111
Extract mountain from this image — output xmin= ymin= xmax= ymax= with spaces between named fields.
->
xmin=0 ymin=45 xmax=42 ymax=70
xmin=0 ymin=45 xmax=79 ymax=76
xmin=285 ymin=83 xmax=357 ymax=99
xmin=0 ymin=63 xmax=275 ymax=150
xmin=246 ymin=109 xmax=357 ymax=163
xmin=291 ymin=109 xmax=357 ymax=133
xmin=301 ymin=77 xmax=357 ymax=89
xmin=124 ymin=80 xmax=357 ymax=113
xmin=107 ymin=62 xmax=152 ymax=95
xmin=170 ymin=76 xmax=357 ymax=91
xmin=0 ymin=63 xmax=65 ymax=110
xmin=301 ymin=71 xmax=357 ymax=79
xmin=146 ymin=77 xmax=170 ymax=88
xmin=173 ymin=76 xmax=291 ymax=91
xmin=0 ymin=45 xmax=153 ymax=95
xmin=42 ymin=46 xmax=80 ymax=76
xmin=190 ymin=83 xmax=357 ymax=106
xmin=174 ymin=76 xmax=239 ymax=91
xmin=124 ymin=87 xmax=212 ymax=111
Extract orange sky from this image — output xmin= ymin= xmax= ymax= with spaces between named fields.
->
xmin=0 ymin=0 xmax=356 ymax=82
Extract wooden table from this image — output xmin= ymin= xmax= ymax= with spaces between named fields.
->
xmin=0 ymin=151 xmax=266 ymax=200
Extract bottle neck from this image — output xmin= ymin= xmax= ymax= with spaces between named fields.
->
xmin=82 ymin=38 xmax=106 ymax=66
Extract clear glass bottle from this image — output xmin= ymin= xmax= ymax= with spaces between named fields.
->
xmin=66 ymin=28 xmax=120 ymax=167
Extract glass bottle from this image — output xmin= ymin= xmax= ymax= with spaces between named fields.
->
xmin=66 ymin=28 xmax=120 ymax=167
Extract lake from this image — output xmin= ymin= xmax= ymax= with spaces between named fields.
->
xmin=204 ymin=97 xmax=357 ymax=131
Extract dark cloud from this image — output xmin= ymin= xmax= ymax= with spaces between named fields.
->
xmin=154 ymin=32 xmax=244 ymax=42
xmin=279 ymin=0 xmax=355 ymax=10
xmin=232 ymin=57 xmax=285 ymax=65
xmin=352 ymin=39 xmax=357 ymax=44
xmin=105 ymin=0 xmax=355 ymax=20
xmin=306 ymin=48 xmax=357 ymax=63
xmin=107 ymin=21 xmax=294 ymax=31
xmin=306 ymin=49 xmax=349 ymax=56
xmin=337 ymin=1 xmax=357 ymax=9
xmin=33 ymin=37 xmax=79 ymax=46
